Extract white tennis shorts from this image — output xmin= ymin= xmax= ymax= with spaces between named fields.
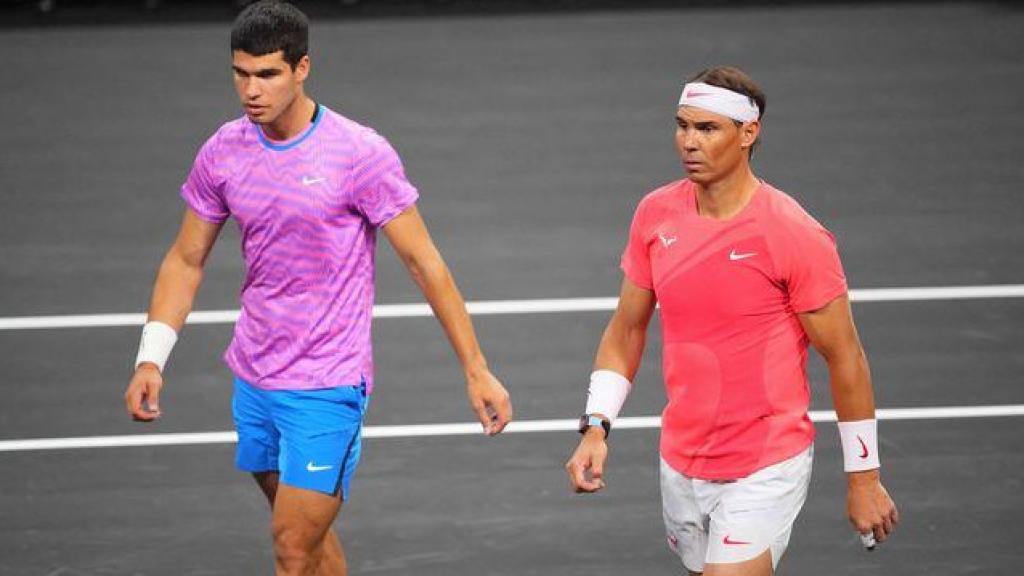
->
xmin=660 ymin=445 xmax=813 ymax=572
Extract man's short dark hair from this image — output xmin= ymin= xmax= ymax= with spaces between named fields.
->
xmin=688 ymin=66 xmax=766 ymax=157
xmin=231 ymin=0 xmax=309 ymax=69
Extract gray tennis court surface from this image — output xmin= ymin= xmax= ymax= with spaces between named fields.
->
xmin=2 ymin=2 xmax=1023 ymax=574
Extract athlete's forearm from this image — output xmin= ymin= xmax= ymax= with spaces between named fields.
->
xmin=826 ymin=347 xmax=876 ymax=422
xmin=406 ymin=251 xmax=488 ymax=375
xmin=593 ymin=313 xmax=648 ymax=381
xmin=142 ymin=209 xmax=222 ymax=332
xmin=799 ymin=296 xmax=876 ymax=422
xmin=146 ymin=248 xmax=207 ymax=331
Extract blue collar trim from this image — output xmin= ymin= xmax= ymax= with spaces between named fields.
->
xmin=256 ymin=104 xmax=323 ymax=151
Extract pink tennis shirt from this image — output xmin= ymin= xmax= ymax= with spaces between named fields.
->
xmin=622 ymin=179 xmax=847 ymax=479
xmin=181 ymin=105 xmax=418 ymax=391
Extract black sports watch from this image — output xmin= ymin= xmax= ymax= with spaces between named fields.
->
xmin=578 ymin=414 xmax=611 ymax=439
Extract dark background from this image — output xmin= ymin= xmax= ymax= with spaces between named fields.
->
xmin=1 ymin=1 xmax=1023 ymax=574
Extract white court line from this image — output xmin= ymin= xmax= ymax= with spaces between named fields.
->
xmin=1 ymin=285 xmax=1023 ymax=331
xmin=2 ymin=404 xmax=1022 ymax=453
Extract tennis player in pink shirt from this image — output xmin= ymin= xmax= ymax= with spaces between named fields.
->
xmin=566 ymin=66 xmax=898 ymax=575
xmin=123 ymin=2 xmax=511 ymax=574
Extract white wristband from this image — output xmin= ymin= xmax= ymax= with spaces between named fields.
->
xmin=135 ymin=321 xmax=178 ymax=373
xmin=838 ymin=419 xmax=880 ymax=472
xmin=585 ymin=369 xmax=632 ymax=423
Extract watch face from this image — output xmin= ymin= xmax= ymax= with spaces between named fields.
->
xmin=578 ymin=414 xmax=610 ymax=437
xmin=578 ymin=414 xmax=591 ymax=433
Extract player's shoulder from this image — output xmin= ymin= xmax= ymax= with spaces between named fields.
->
xmin=756 ymin=183 xmax=840 ymax=255
xmin=320 ymin=106 xmax=366 ymax=134
xmin=640 ymin=178 xmax=689 ymax=205
xmin=213 ymin=116 xmax=254 ymax=142
xmin=320 ymin=106 xmax=392 ymax=150
xmin=628 ymin=178 xmax=691 ymax=229
xmin=636 ymin=178 xmax=690 ymax=213
xmin=195 ymin=116 xmax=253 ymax=157
xmin=757 ymin=182 xmax=828 ymax=233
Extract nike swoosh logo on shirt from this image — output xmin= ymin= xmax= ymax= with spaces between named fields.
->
xmin=306 ymin=462 xmax=334 ymax=472
xmin=722 ymin=535 xmax=751 ymax=546
xmin=729 ymin=249 xmax=757 ymax=261
xmin=302 ymin=176 xmax=327 ymax=186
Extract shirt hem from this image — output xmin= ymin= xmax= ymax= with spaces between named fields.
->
xmin=370 ymin=190 xmax=418 ymax=228
xmin=226 ymin=360 xmax=370 ymax=392
xmin=791 ymin=283 xmax=848 ymax=314
xmin=620 ymin=262 xmax=654 ymax=291
xmin=660 ymin=434 xmax=815 ymax=481
xmin=180 ymin=187 xmax=228 ymax=224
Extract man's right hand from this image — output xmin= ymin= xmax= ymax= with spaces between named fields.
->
xmin=125 ymin=363 xmax=163 ymax=421
xmin=847 ymin=469 xmax=898 ymax=546
xmin=565 ymin=427 xmax=609 ymax=493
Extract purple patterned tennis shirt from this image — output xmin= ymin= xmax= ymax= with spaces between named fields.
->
xmin=181 ymin=105 xmax=418 ymax=391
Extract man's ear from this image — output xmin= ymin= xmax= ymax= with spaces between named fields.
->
xmin=294 ymin=54 xmax=311 ymax=83
xmin=740 ymin=120 xmax=760 ymax=150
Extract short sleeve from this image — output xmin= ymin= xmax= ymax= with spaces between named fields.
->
xmin=352 ymin=130 xmax=419 ymax=227
xmin=781 ymin=221 xmax=848 ymax=313
xmin=620 ymin=200 xmax=654 ymax=290
xmin=180 ymin=136 xmax=229 ymax=224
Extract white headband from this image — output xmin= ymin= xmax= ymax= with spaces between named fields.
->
xmin=678 ymin=82 xmax=760 ymax=123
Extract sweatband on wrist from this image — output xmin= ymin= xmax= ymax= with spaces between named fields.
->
xmin=135 ymin=321 xmax=178 ymax=372
xmin=584 ymin=369 xmax=632 ymax=423
xmin=838 ymin=419 xmax=880 ymax=472
xmin=678 ymin=82 xmax=760 ymax=123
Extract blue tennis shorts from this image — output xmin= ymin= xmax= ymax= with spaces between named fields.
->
xmin=231 ymin=376 xmax=368 ymax=498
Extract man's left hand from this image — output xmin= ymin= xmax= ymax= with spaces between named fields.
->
xmin=466 ymin=369 xmax=512 ymax=436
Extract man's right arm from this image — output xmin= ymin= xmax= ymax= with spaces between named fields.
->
xmin=592 ymin=278 xmax=656 ymax=382
xmin=124 ymin=208 xmax=223 ymax=421
xmin=565 ymin=278 xmax=656 ymax=492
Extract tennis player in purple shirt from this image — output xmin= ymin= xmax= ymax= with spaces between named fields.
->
xmin=123 ymin=2 xmax=512 ymax=574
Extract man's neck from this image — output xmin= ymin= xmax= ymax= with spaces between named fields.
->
xmin=694 ymin=167 xmax=760 ymax=220
xmin=262 ymin=95 xmax=317 ymax=142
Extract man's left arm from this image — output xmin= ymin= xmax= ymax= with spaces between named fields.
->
xmin=799 ymin=295 xmax=899 ymax=546
xmin=382 ymin=205 xmax=513 ymax=435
